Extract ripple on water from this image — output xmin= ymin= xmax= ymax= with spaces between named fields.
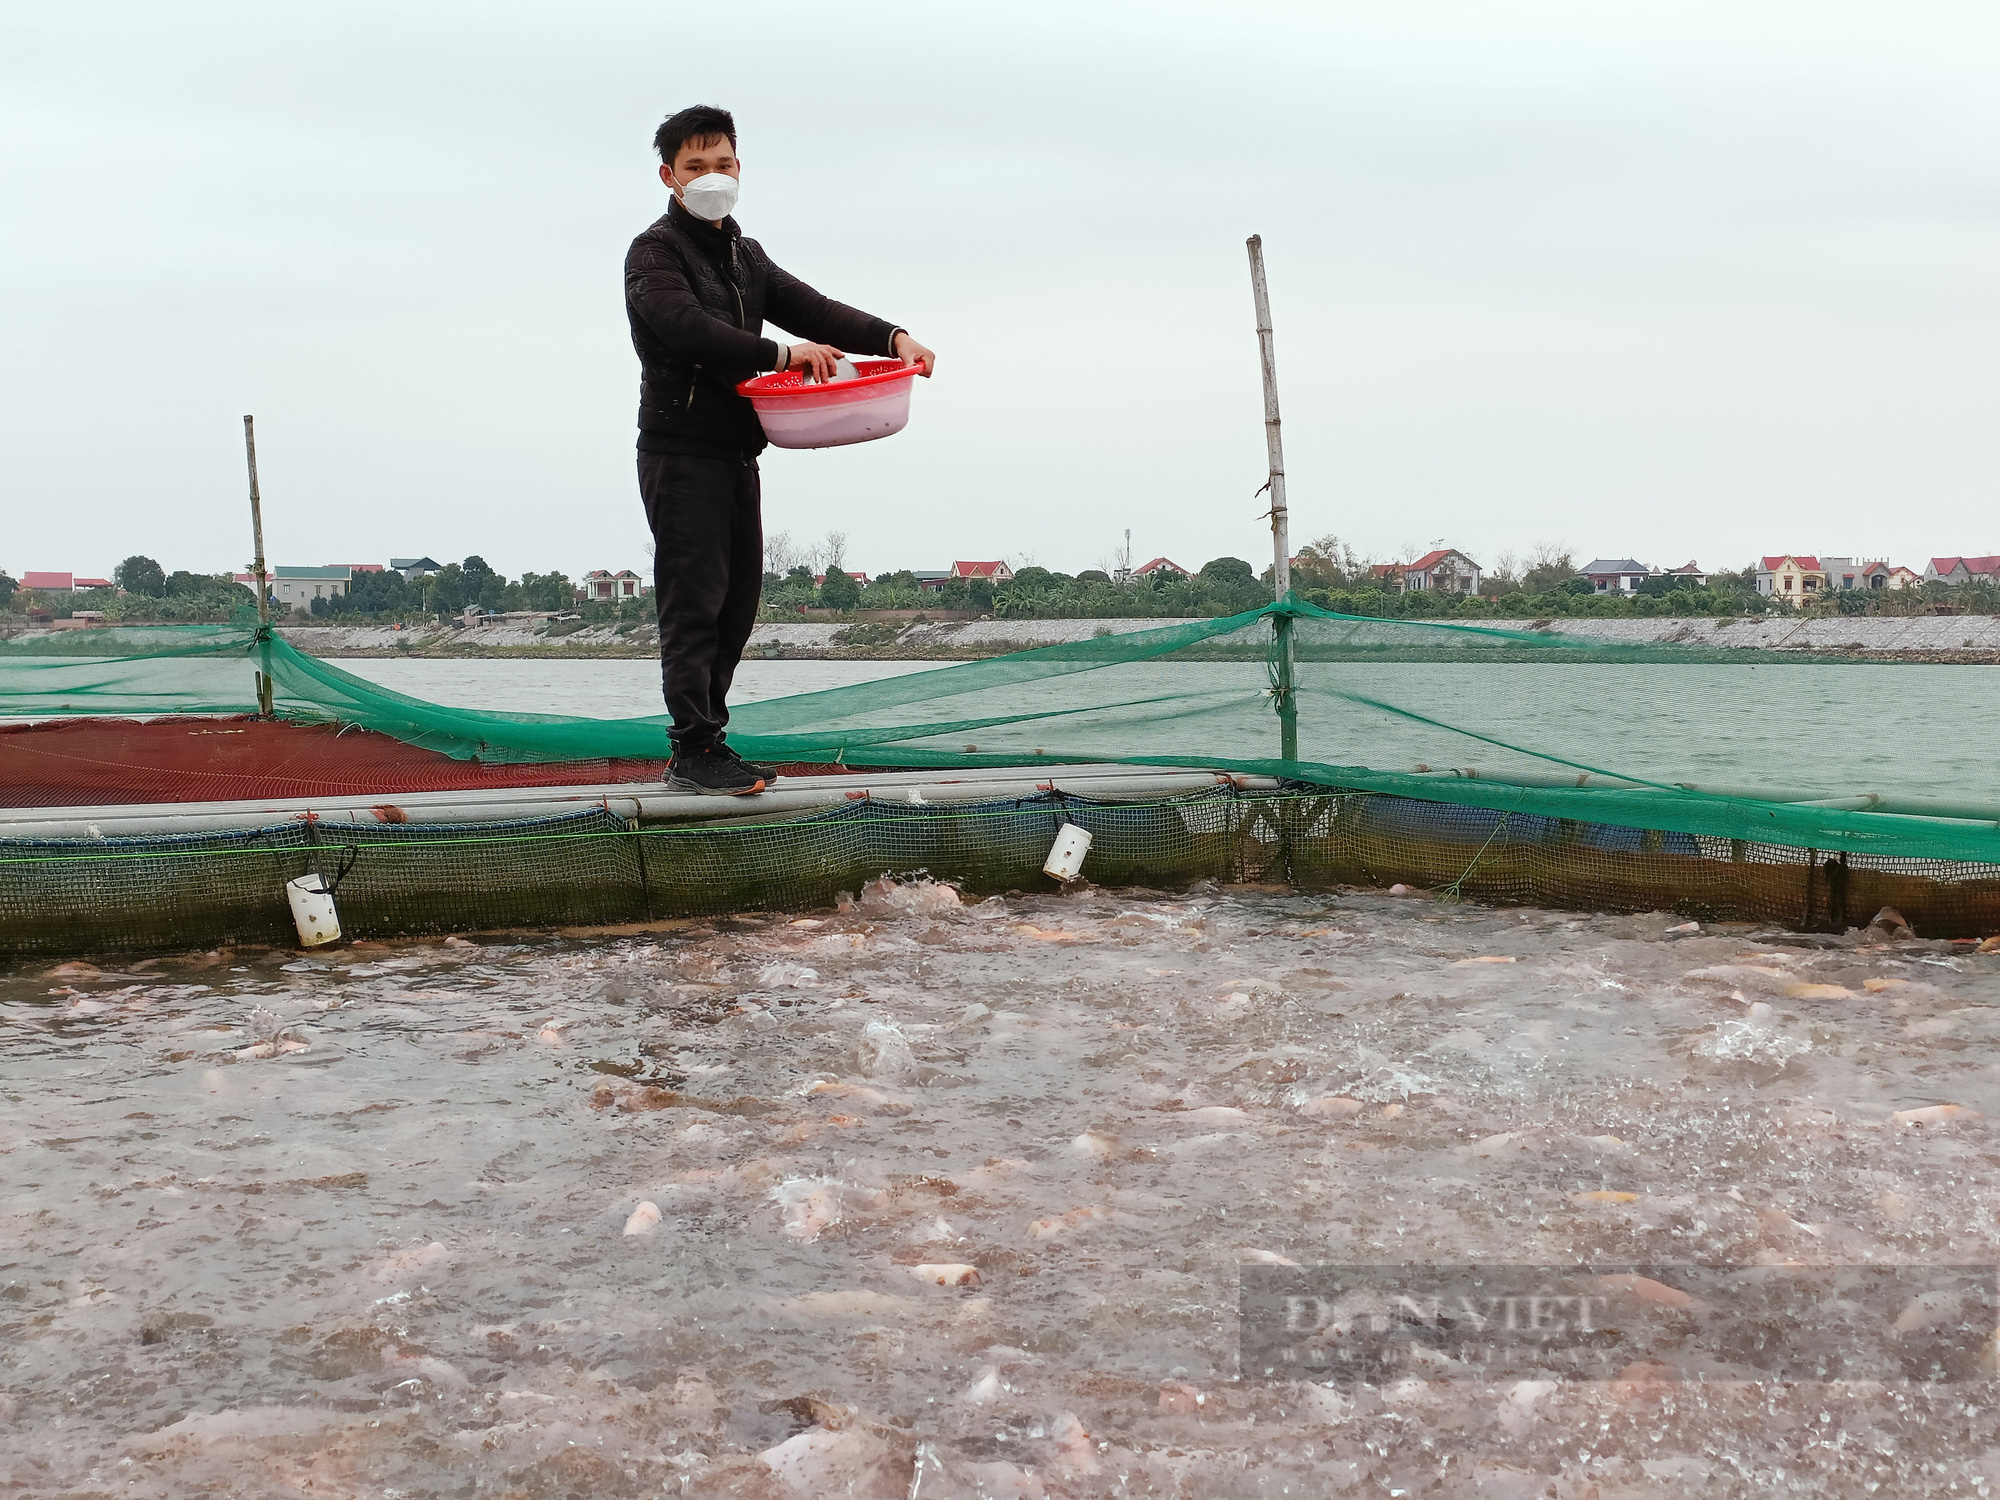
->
xmin=4 ymin=882 xmax=2000 ymax=1496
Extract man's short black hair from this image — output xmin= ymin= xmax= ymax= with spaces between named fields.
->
xmin=654 ymin=105 xmax=737 ymax=165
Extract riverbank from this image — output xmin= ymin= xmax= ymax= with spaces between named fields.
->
xmin=260 ymin=613 xmax=2000 ymax=662
xmin=270 ymin=616 xmax=1212 ymax=661
xmin=6 ymin=613 xmax=1998 ymax=661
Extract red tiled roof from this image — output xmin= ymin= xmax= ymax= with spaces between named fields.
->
xmin=952 ymin=560 xmax=1007 ymax=579
xmin=72 ymin=578 xmax=114 ymax=589
xmin=1134 ymin=557 xmax=1186 ymax=576
xmin=1369 ymin=563 xmax=1402 ymax=577
xmin=1408 ymin=548 xmax=1474 ymax=572
xmin=20 ymin=571 xmax=71 ymax=590
xmin=1930 ymin=556 xmax=2000 ymax=575
xmin=1761 ymin=555 xmax=1821 ymax=571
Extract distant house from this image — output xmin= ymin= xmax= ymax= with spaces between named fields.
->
xmin=910 ymin=570 xmax=951 ymax=591
xmin=1133 ymin=557 xmax=1188 ymax=580
xmin=231 ymin=564 xmax=352 ymax=608
xmin=951 ymin=560 xmax=1014 ymax=583
xmin=813 ymin=570 xmax=870 ymax=586
xmin=390 ymin=556 xmax=441 ymax=581
xmin=21 ymin=571 xmax=75 ymax=591
xmin=340 ymin=563 xmax=386 ymax=576
xmin=1926 ymin=556 xmax=2000 ymax=586
xmin=1756 ymin=555 xmax=1824 ymax=599
xmin=1819 ymin=557 xmax=1885 ymax=592
xmin=1580 ymin=559 xmax=1652 ymax=594
xmin=1387 ymin=548 xmax=1481 ymax=594
xmin=1662 ymin=561 xmax=1708 ymax=587
xmin=578 ymin=568 xmax=647 ymax=602
xmin=1861 ymin=562 xmax=1921 ymax=590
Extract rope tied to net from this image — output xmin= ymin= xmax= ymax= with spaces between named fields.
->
xmin=1439 ymin=812 xmax=1511 ymax=904
xmin=317 ymin=842 xmax=360 ymax=897
xmin=301 ymin=814 xmax=360 ymax=897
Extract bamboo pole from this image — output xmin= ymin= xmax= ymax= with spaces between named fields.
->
xmin=1246 ymin=234 xmax=1297 ymax=760
xmin=243 ymin=415 xmax=274 ymax=717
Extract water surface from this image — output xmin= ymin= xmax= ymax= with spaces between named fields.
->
xmin=346 ymin=658 xmax=935 ymax=721
xmin=342 ymin=658 xmax=2000 ymax=801
xmin=8 ymin=882 xmax=2000 ymax=1495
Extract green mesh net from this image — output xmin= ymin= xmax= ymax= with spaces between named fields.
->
xmin=4 ymin=604 xmax=1996 ymax=861
xmin=4 ymin=605 xmax=2000 ymax=954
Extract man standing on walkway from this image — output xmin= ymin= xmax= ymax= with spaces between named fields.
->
xmin=625 ymin=104 xmax=935 ymax=795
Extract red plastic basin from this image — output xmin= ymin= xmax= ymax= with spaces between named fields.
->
xmin=737 ymin=359 xmax=919 ymax=449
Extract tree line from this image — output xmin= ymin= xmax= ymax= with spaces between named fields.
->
xmin=0 ymin=557 xmax=586 ymax=623
xmin=7 ymin=543 xmax=1995 ymax=626
xmin=0 ymin=560 xmax=254 ymax=622
xmin=304 ymin=559 xmax=577 ymax=618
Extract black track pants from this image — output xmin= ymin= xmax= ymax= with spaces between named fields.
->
xmin=638 ymin=450 xmax=763 ymax=753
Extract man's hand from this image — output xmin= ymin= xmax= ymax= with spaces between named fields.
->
xmin=786 ymin=342 xmax=846 ymax=383
xmin=893 ymin=331 xmax=936 ymax=377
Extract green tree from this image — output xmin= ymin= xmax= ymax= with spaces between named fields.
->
xmin=114 ymin=555 xmax=167 ymax=597
xmin=818 ymin=570 xmax=861 ymax=610
xmin=1290 ymin=535 xmax=1360 ymax=590
xmin=0 ymin=571 xmax=15 ymax=609
xmin=511 ymin=571 xmax=575 ymax=612
xmin=1520 ymin=545 xmax=1578 ymax=595
xmin=101 ymin=572 xmax=251 ymax=622
xmin=338 ymin=567 xmax=412 ymax=615
xmin=935 ymin=576 xmax=994 ymax=611
xmin=762 ymin=565 xmax=817 ymax=611
xmin=426 ymin=563 xmax=467 ymax=612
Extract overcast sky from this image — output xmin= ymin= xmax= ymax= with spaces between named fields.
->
xmin=4 ymin=1 xmax=1997 ymax=583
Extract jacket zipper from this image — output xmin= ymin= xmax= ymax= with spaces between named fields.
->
xmin=700 ymin=250 xmax=745 ymax=410
xmin=678 ymin=237 xmax=746 ymax=415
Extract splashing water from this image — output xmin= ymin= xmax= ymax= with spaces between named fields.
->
xmin=4 ymin=879 xmax=1999 ymax=1496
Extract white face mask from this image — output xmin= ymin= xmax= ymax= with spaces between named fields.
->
xmin=674 ymin=170 xmax=739 ymax=220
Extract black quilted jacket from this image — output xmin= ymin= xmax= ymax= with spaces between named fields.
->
xmin=624 ymin=199 xmax=902 ymax=457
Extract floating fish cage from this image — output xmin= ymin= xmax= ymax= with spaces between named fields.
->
xmin=4 ymin=609 xmax=1999 ymax=957
xmin=6 ymin=769 xmax=2000 ymax=958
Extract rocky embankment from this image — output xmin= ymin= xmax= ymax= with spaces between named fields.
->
xmin=270 ymin=613 xmax=2000 ymax=662
xmin=277 ymin=616 xmax=1209 ymax=660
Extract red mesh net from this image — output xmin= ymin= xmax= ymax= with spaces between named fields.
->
xmin=0 ymin=718 xmax=863 ymax=808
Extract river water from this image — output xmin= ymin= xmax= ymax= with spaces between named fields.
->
xmin=345 ymin=658 xmax=936 ymax=720
xmin=8 ymin=879 xmax=2000 ymax=1496
xmin=343 ymin=657 xmax=2000 ymax=801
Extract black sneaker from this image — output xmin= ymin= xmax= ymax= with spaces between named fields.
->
xmin=667 ymin=746 xmax=767 ymax=796
xmin=719 ymin=742 xmax=780 ymax=783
